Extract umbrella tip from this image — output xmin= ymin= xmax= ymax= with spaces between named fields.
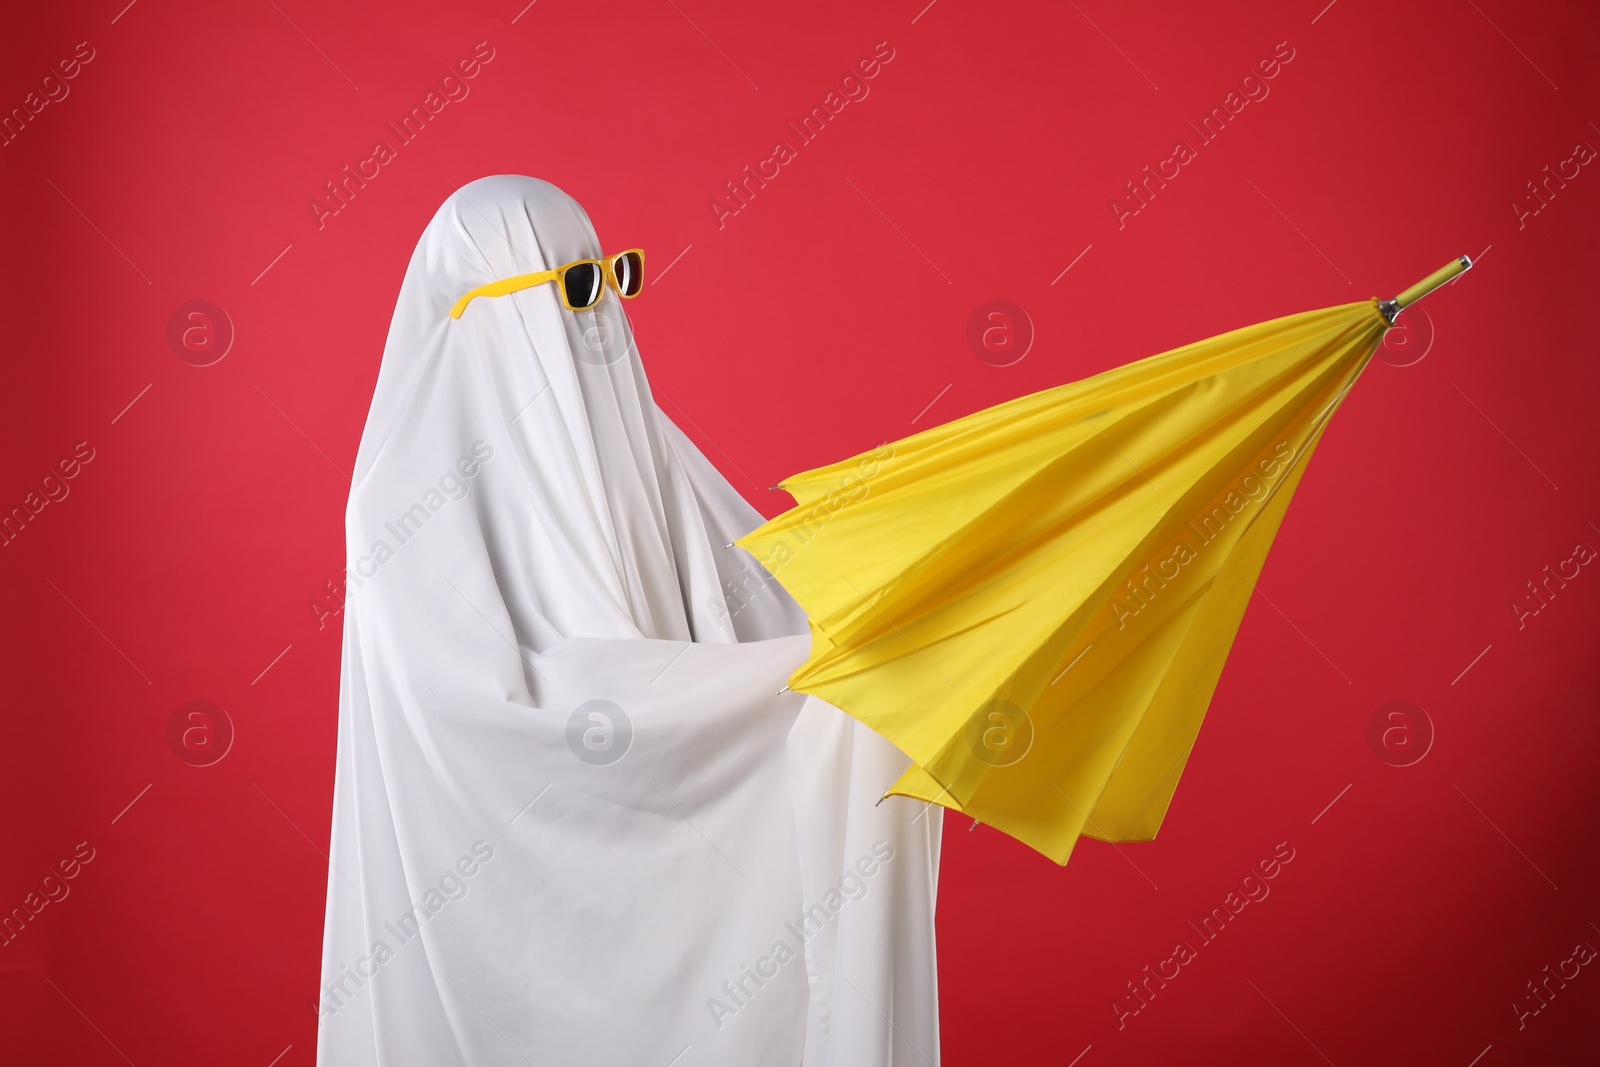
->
xmin=777 ymin=685 xmax=791 ymax=695
xmin=1382 ymin=254 xmax=1475 ymax=323
xmin=968 ymin=819 xmax=980 ymax=832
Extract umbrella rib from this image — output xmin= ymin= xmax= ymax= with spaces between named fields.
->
xmin=1050 ymin=644 xmax=1093 ymax=684
xmin=1050 ymin=780 xmax=1160 ymax=890
xmin=907 ymin=779 xmax=956 ymax=823
xmin=841 ymin=576 xmax=951 ymax=684
xmin=1050 ymin=385 xmax=1161 ymax=489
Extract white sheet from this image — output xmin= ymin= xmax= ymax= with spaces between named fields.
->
xmin=316 ymin=175 xmax=940 ymax=1066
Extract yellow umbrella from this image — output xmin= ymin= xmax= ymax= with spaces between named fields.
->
xmin=737 ymin=258 xmax=1471 ymax=865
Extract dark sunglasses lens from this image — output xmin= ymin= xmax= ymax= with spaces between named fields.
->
xmin=563 ymin=263 xmax=603 ymax=308
xmin=614 ymin=252 xmax=644 ymax=297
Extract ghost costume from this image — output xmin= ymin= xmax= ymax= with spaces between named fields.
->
xmin=316 ymin=176 xmax=941 ymax=1067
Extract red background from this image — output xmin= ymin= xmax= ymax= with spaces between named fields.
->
xmin=3 ymin=1 xmax=1598 ymax=1063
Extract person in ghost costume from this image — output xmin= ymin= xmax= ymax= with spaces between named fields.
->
xmin=316 ymin=175 xmax=941 ymax=1067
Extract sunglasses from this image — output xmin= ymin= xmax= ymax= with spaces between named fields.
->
xmin=449 ymin=249 xmax=645 ymax=318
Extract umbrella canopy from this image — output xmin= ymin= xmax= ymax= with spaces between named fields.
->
xmin=736 ymin=262 xmax=1469 ymax=865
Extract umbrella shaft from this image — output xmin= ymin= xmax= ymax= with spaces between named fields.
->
xmin=1396 ymin=255 xmax=1472 ymax=309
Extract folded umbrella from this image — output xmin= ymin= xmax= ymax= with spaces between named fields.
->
xmin=737 ymin=258 xmax=1471 ymax=864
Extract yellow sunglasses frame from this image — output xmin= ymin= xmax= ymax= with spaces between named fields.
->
xmin=449 ymin=249 xmax=646 ymax=319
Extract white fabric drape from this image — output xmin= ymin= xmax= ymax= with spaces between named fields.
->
xmin=316 ymin=175 xmax=940 ymax=1067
